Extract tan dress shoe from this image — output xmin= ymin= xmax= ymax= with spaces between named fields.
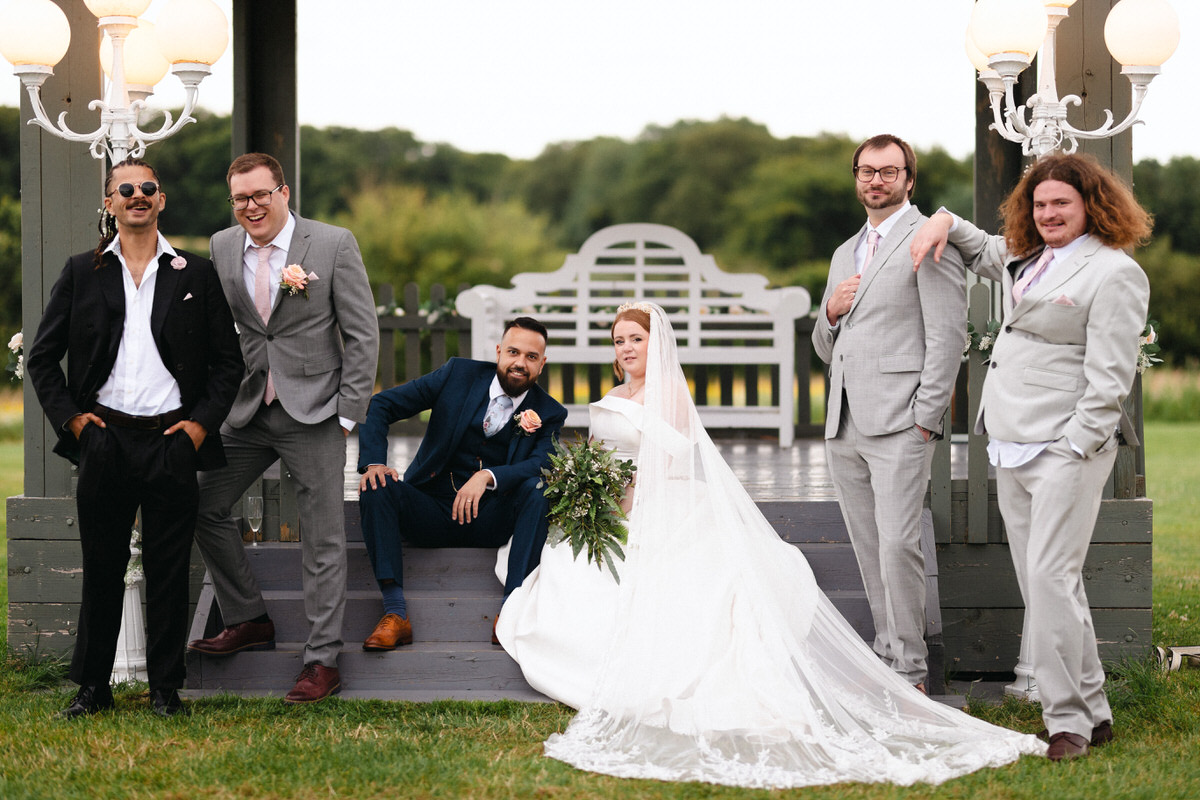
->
xmin=363 ymin=613 xmax=413 ymax=650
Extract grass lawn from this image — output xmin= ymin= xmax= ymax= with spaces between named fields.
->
xmin=1 ymin=422 xmax=1198 ymax=799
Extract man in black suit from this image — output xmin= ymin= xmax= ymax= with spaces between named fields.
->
xmin=27 ymin=158 xmax=243 ymax=718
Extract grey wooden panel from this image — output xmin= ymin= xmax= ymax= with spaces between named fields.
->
xmin=7 ymin=540 xmax=208 ymax=604
xmin=944 ymin=493 xmax=1152 ymax=546
xmin=7 ymin=602 xmax=78 ymax=655
xmin=943 ymin=607 xmax=1151 ymax=674
xmin=6 ymin=496 xmax=82 ymax=541
xmin=938 ymin=543 xmax=1152 ymax=608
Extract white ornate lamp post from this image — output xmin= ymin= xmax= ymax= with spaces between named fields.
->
xmin=966 ymin=0 xmax=1180 ymax=159
xmin=0 ymin=0 xmax=229 ymax=162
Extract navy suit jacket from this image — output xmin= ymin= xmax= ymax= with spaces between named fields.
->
xmin=27 ymin=248 xmax=243 ymax=469
xmin=357 ymin=358 xmax=567 ymax=494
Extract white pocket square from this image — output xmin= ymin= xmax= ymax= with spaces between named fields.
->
xmin=307 ymin=271 xmax=319 ymax=281
xmin=1051 ymin=294 xmax=1076 ymax=306
xmin=183 ymin=292 xmax=194 ymax=301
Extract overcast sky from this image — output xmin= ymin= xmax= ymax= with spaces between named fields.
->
xmin=6 ymin=0 xmax=1197 ymax=163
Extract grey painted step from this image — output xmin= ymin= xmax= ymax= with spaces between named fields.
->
xmin=182 ymin=688 xmax=555 ymax=703
xmin=241 ymin=539 xmax=868 ymax=596
xmin=188 ymin=642 xmax=543 ymax=693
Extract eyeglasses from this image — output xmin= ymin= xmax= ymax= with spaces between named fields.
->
xmin=853 ymin=166 xmax=908 ymax=183
xmin=109 ymin=181 xmax=159 ymax=198
xmin=228 ymin=184 xmax=285 ymax=210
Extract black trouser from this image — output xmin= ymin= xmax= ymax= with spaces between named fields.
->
xmin=69 ymin=409 xmax=198 ymax=690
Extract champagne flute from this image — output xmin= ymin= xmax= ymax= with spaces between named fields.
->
xmin=246 ymin=496 xmax=263 ymax=546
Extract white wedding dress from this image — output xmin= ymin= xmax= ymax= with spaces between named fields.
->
xmin=496 ymin=304 xmax=1045 ymax=788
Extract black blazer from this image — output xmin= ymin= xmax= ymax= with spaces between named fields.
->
xmin=27 ymin=248 xmax=244 ymax=469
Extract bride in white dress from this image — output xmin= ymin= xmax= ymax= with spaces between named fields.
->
xmin=495 ymin=301 xmax=1045 ymax=788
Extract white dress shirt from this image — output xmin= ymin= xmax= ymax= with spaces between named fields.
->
xmin=95 ymin=233 xmax=183 ymax=416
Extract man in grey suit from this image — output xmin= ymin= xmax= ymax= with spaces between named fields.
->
xmin=812 ymin=134 xmax=966 ymax=693
xmin=911 ymin=153 xmax=1151 ymax=761
xmin=188 ymin=153 xmax=380 ymax=703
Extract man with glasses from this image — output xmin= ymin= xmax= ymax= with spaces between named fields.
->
xmin=811 ymin=134 xmax=966 ymax=693
xmin=27 ymin=158 xmax=243 ymax=718
xmin=187 ymin=153 xmax=379 ymax=704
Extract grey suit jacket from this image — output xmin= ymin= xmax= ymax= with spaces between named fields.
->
xmin=211 ymin=213 xmax=380 ymax=429
xmin=813 ymin=205 xmax=967 ymax=439
xmin=948 ymin=219 xmax=1149 ymax=454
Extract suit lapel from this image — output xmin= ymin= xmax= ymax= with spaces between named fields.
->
xmin=224 ymin=229 xmax=262 ymax=327
xmin=96 ymin=254 xmax=126 ymax=361
xmin=150 ymin=252 xmax=180 ymax=342
xmin=453 ymin=370 xmax=492 ymax=450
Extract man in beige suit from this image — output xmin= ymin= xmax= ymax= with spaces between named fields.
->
xmin=911 ymin=153 xmax=1151 ymax=761
xmin=813 ymin=134 xmax=966 ymax=693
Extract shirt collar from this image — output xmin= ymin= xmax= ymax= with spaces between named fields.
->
xmin=1045 ymin=232 xmax=1090 ymax=263
xmin=241 ymin=211 xmax=297 ymax=255
xmin=489 ymin=374 xmax=530 ymax=410
xmin=104 ymin=231 xmax=176 ymax=260
xmin=864 ymin=201 xmax=912 ymax=242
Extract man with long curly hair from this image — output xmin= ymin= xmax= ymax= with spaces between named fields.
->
xmin=911 ymin=153 xmax=1152 ymax=762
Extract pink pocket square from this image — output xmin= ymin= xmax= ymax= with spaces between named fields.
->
xmin=1051 ymin=294 xmax=1076 ymax=306
xmin=183 ymin=293 xmax=194 ymax=301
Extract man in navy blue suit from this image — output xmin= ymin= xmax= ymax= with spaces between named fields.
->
xmin=356 ymin=317 xmax=567 ymax=649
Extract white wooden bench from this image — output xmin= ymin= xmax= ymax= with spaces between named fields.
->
xmin=456 ymin=223 xmax=811 ymax=447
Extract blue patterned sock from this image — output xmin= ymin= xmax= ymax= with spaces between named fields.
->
xmin=379 ymin=580 xmax=407 ymax=619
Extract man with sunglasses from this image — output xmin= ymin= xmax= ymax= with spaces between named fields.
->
xmin=187 ymin=153 xmax=378 ymax=704
xmin=27 ymin=158 xmax=243 ymax=718
xmin=811 ymin=134 xmax=966 ymax=694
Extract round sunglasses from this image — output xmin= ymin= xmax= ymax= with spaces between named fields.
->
xmin=109 ymin=181 xmax=160 ymax=198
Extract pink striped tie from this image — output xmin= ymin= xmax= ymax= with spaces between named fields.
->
xmin=860 ymin=230 xmax=880 ymax=274
xmin=1013 ymin=248 xmax=1053 ymax=304
xmin=254 ymin=244 xmax=277 ymax=405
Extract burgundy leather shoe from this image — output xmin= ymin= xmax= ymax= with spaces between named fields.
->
xmin=363 ymin=613 xmax=413 ymax=650
xmin=1037 ymin=721 xmax=1115 ymax=748
xmin=1046 ymin=731 xmax=1089 ymax=761
xmin=187 ymin=620 xmax=276 ymax=656
xmin=284 ymin=663 xmax=341 ymax=704
xmin=1090 ymin=720 xmax=1115 ymax=747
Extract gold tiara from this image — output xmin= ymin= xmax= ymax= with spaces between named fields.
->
xmin=617 ymin=301 xmax=654 ymax=313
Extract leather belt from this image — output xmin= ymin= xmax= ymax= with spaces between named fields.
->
xmin=93 ymin=404 xmax=187 ymax=430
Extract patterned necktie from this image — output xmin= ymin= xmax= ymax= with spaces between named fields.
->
xmin=860 ymin=230 xmax=880 ymax=275
xmin=482 ymin=394 xmax=513 ymax=438
xmin=1013 ymin=248 xmax=1054 ymax=304
xmin=254 ymin=244 xmax=277 ymax=404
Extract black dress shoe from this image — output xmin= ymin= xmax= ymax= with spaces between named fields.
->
xmin=150 ymin=688 xmax=189 ymax=718
xmin=60 ymin=685 xmax=115 ymax=719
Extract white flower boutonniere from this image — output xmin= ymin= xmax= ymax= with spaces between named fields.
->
xmin=280 ymin=264 xmax=319 ymax=298
xmin=513 ymin=409 xmax=542 ymax=436
xmin=170 ymin=256 xmax=187 ymax=270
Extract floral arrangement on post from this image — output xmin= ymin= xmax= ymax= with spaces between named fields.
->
xmin=963 ymin=319 xmax=1001 ymax=360
xmin=1138 ymin=318 xmax=1162 ymax=374
xmin=540 ymin=434 xmax=637 ymax=582
xmin=6 ymin=331 xmax=22 ymax=383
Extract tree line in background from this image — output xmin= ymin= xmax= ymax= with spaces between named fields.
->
xmin=2 ymin=108 xmax=1199 ymax=362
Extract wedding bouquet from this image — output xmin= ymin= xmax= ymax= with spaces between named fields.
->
xmin=540 ymin=434 xmax=636 ymax=582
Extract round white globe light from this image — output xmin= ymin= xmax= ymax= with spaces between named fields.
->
xmin=0 ymin=0 xmax=72 ymax=68
xmin=968 ymin=0 xmax=1048 ymax=59
xmin=155 ymin=0 xmax=229 ymax=65
xmin=100 ymin=19 xmax=169 ymax=87
xmin=1105 ymin=0 xmax=1180 ymax=67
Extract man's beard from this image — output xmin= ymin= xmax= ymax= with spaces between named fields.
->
xmin=497 ymin=364 xmax=534 ymax=396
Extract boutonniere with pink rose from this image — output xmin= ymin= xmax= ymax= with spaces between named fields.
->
xmin=513 ymin=409 xmax=542 ymax=437
xmin=280 ymin=263 xmax=319 ymax=298
xmin=170 ymin=256 xmax=187 ymax=270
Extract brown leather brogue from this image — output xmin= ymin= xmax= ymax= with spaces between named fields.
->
xmin=284 ymin=663 xmax=341 ymax=704
xmin=362 ymin=613 xmax=413 ymax=651
xmin=187 ymin=619 xmax=276 ymax=656
xmin=1046 ymin=731 xmax=1089 ymax=761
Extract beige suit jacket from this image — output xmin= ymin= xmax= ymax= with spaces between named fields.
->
xmin=813 ymin=205 xmax=967 ymax=439
xmin=948 ymin=219 xmax=1149 ymax=455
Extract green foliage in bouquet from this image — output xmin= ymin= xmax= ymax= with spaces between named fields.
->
xmin=540 ymin=434 xmax=637 ymax=582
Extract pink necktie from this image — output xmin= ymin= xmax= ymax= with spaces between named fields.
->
xmin=860 ymin=230 xmax=880 ymax=274
xmin=254 ymin=244 xmax=277 ymax=405
xmin=1013 ymin=248 xmax=1053 ymax=304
